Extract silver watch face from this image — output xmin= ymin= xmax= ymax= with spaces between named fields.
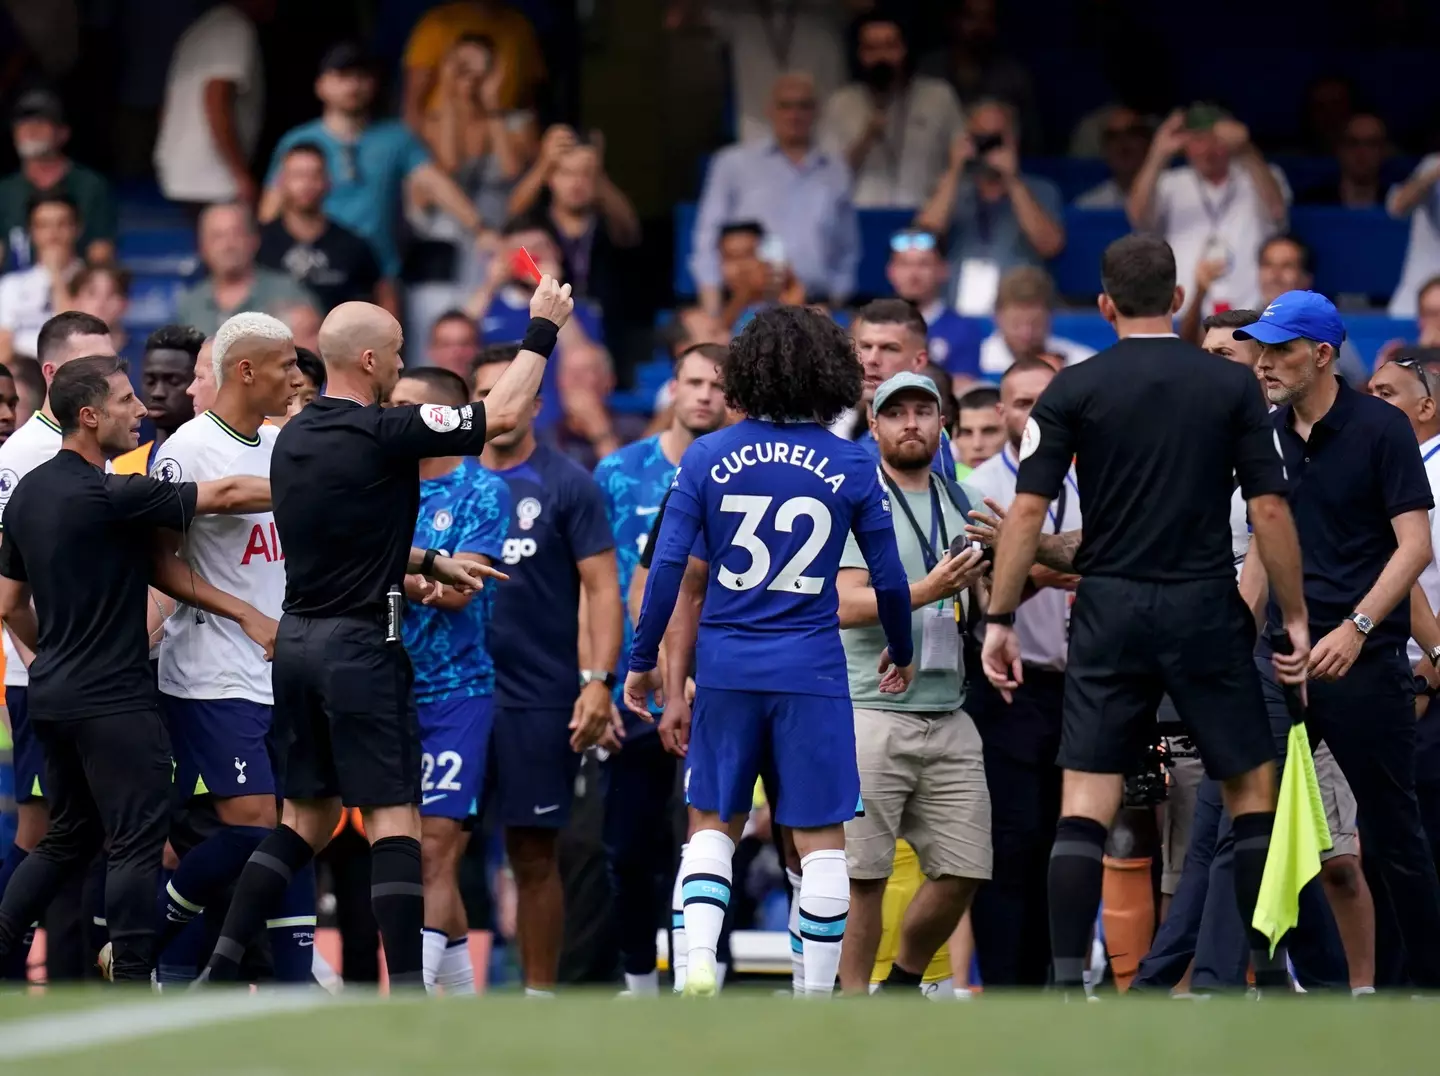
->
xmin=1350 ymin=614 xmax=1374 ymax=634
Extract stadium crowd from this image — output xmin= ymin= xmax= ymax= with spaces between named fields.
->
xmin=3 ymin=0 xmax=1440 ymax=999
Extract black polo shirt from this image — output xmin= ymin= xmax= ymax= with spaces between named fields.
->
xmin=1016 ymin=335 xmax=1288 ymax=581
xmin=273 ymin=396 xmax=495 ymax=618
xmin=257 ymin=217 xmax=383 ymax=313
xmin=0 ymin=450 xmax=197 ymax=720
xmin=1269 ymin=377 xmax=1433 ymax=648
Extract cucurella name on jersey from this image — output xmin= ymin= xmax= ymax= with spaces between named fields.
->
xmin=700 ymin=440 xmax=849 ymax=492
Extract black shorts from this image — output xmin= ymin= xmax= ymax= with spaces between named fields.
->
xmin=272 ymin=612 xmax=421 ymax=808
xmin=1059 ymin=575 xmax=1273 ymax=781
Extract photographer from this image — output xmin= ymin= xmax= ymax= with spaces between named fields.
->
xmin=915 ymin=99 xmax=1064 ymax=316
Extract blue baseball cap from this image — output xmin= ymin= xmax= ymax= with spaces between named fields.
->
xmin=1233 ymin=290 xmax=1346 ymax=349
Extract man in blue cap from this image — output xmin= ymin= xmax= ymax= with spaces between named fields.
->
xmin=1239 ymin=289 xmax=1440 ymax=988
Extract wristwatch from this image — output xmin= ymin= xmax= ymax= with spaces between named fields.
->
xmin=1426 ymin=644 xmax=1440 ymax=669
xmin=1414 ymin=674 xmax=1440 ymax=701
xmin=1346 ymin=612 xmax=1374 ymax=636
xmin=580 ymin=670 xmax=617 ymax=689
xmin=982 ymin=611 xmax=1016 ymax=627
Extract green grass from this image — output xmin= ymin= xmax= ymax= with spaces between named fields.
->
xmin=2 ymin=990 xmax=1439 ymax=1074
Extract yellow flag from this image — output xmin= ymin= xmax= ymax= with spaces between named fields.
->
xmin=1252 ymin=723 xmax=1332 ymax=956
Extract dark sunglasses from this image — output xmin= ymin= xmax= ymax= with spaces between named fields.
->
xmin=890 ymin=231 xmax=937 ymax=254
xmin=1391 ymin=356 xmax=1433 ymax=398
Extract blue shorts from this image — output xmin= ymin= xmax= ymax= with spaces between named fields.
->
xmin=6 ymin=686 xmax=43 ymax=803
xmin=418 ymin=694 xmax=494 ymax=820
xmin=161 ymin=695 xmax=276 ymax=799
xmin=685 ymin=687 xmax=859 ymax=830
xmin=490 ymin=706 xmax=581 ymax=829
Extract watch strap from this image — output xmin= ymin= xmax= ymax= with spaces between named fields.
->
xmin=983 ymin=611 xmax=1016 ymax=627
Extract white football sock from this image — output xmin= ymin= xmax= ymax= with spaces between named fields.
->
xmin=680 ymin=830 xmax=734 ymax=978
xmin=923 ymin=976 xmax=954 ymax=999
xmin=671 ymin=844 xmax=688 ymax=993
xmin=798 ymin=849 xmax=849 ymax=997
xmin=439 ymin=936 xmax=475 ymax=995
xmin=786 ymin=867 xmax=805 ymax=996
xmin=422 ymin=928 xmax=447 ymax=993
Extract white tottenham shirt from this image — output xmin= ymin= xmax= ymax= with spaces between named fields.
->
xmin=0 ymin=412 xmax=65 ymax=688
xmin=152 ymin=411 xmax=282 ymax=704
xmin=967 ymin=441 xmax=1083 ymax=670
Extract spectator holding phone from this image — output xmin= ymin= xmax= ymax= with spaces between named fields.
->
xmin=915 ymin=100 xmax=1064 ymax=317
xmin=713 ymin=221 xmax=805 ymax=335
xmin=1126 ymin=104 xmax=1289 ymax=314
xmin=819 ymin=11 xmax=964 ymax=209
xmin=885 ymin=228 xmax=983 ymax=381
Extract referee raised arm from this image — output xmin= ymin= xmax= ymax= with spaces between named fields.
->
xmin=199 ymin=280 xmax=574 ymax=990
xmin=981 ymin=234 xmax=1310 ymax=993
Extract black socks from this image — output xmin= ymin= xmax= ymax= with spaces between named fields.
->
xmin=1232 ymin=810 xmax=1287 ymax=988
xmin=370 ymin=836 xmax=425 ymax=990
xmin=1047 ymin=816 xmax=1109 ymax=987
xmin=202 ymin=825 xmax=314 ymax=982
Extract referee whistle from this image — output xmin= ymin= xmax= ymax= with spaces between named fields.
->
xmin=386 ymin=584 xmax=403 ymax=643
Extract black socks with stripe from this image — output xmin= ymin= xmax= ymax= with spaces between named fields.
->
xmin=1047 ymin=815 xmax=1108 ymax=988
xmin=370 ymin=835 xmax=425 ymax=990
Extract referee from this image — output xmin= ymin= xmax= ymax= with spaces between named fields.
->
xmin=981 ymin=234 xmax=1311 ymax=992
xmin=199 ymin=282 xmax=574 ymax=990
xmin=0 ymin=356 xmax=274 ymax=982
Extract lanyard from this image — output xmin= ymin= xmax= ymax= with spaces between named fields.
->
xmin=882 ymin=472 xmax=949 ymax=573
xmin=1195 ymin=172 xmax=1239 ymax=233
xmin=1425 ymin=442 xmax=1440 ymax=465
xmin=1002 ymin=452 xmax=1073 ymax=532
xmin=870 ymin=83 xmax=913 ymax=183
xmin=756 ymin=0 xmax=798 ymax=70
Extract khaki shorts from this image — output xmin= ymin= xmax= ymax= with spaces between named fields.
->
xmin=1314 ymin=741 xmax=1359 ymax=861
xmin=1161 ymin=740 xmax=1205 ymax=896
xmin=845 ymin=706 xmax=991 ymax=881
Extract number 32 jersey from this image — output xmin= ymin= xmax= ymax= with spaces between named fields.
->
xmin=662 ymin=418 xmax=903 ymax=698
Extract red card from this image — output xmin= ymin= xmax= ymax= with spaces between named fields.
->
xmin=511 ymin=246 xmax=543 ymax=284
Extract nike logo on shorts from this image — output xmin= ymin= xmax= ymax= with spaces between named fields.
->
xmin=533 ymin=804 xmax=560 ymax=815
xmin=422 ymin=794 xmax=447 ymax=806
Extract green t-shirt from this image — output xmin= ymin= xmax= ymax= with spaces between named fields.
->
xmin=174 ymin=268 xmax=316 ymax=336
xmin=839 ymin=478 xmax=979 ymax=712
xmin=0 ymin=164 xmax=117 ymax=261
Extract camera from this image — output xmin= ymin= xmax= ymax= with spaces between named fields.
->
xmin=971 ymin=132 xmax=1004 ymax=157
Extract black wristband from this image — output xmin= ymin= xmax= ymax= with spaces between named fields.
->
xmin=521 ymin=317 xmax=559 ymax=360
xmin=983 ymin=611 xmax=1016 ymax=627
xmin=420 ymin=548 xmax=440 ymax=576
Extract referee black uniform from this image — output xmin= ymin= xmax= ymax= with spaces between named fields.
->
xmin=198 ymin=299 xmax=568 ymax=990
xmin=0 ymin=362 xmax=198 ymax=982
xmin=987 ymin=235 xmax=1303 ymax=990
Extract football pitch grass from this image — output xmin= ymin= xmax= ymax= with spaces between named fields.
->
xmin=0 ymin=988 xmax=1437 ymax=1074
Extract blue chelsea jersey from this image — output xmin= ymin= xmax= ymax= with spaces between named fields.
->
xmin=403 ymin=458 xmax=510 ymax=703
xmin=636 ymin=419 xmax=904 ymax=698
xmin=594 ymin=434 xmax=679 ymax=719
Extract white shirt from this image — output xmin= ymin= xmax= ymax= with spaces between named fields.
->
xmin=818 ymin=76 xmax=964 ymax=208
xmin=978 ymin=331 xmax=1095 ymax=376
xmin=1388 ymin=154 xmax=1440 ymax=318
xmin=967 ymin=443 xmax=1083 ymax=670
xmin=0 ymin=413 xmax=61 ymax=686
xmin=154 ymin=4 xmax=264 ymax=202
xmin=1151 ymin=161 xmax=1290 ymax=314
xmin=0 ymin=263 xmax=75 ymax=358
xmin=1075 ymin=178 xmax=1126 ymax=209
xmin=1409 ymin=432 xmax=1440 ymax=665
xmin=154 ymin=413 xmax=281 ymax=703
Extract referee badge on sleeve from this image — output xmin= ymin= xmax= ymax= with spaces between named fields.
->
xmin=1018 ymin=417 xmax=1041 ymax=461
xmin=420 ymin=404 xmax=475 ymax=433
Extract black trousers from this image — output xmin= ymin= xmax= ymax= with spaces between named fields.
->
xmin=0 ymin=710 xmax=171 ymax=981
xmin=602 ymin=733 xmax=677 ymax=977
xmin=1308 ymin=644 xmax=1440 ymax=988
xmin=969 ymin=668 xmax=1064 ymax=987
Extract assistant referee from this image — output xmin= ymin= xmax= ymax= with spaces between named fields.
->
xmin=981 ymin=234 xmax=1311 ymax=993
xmin=199 ymin=281 xmax=574 ymax=990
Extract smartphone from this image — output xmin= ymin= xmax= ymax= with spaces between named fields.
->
xmin=758 ymin=235 xmax=787 ymax=269
xmin=970 ymin=132 xmax=1004 ymax=157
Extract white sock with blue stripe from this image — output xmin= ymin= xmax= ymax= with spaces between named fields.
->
xmin=671 ymin=844 xmax=689 ymax=993
xmin=786 ymin=867 xmax=804 ymax=996
xmin=798 ymin=849 xmax=849 ymax=997
xmin=680 ymin=830 xmax=734 ymax=981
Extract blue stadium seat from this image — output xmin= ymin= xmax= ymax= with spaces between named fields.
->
xmin=673 ymin=204 xmax=1414 ymax=308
